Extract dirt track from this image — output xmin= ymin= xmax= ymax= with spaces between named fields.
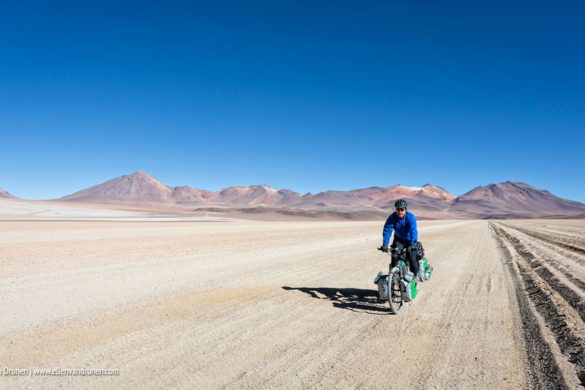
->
xmin=492 ymin=220 xmax=585 ymax=389
xmin=1 ymin=219 xmax=582 ymax=388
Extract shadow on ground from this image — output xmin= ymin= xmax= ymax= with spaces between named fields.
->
xmin=282 ymin=286 xmax=389 ymax=314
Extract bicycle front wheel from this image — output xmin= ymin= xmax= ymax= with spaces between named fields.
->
xmin=388 ymin=270 xmax=404 ymax=314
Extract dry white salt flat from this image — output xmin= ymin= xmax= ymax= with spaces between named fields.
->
xmin=0 ymin=199 xmax=228 ymax=222
xmin=2 ymin=218 xmax=583 ymax=388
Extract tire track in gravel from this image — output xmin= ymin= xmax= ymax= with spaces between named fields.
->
xmin=508 ymin=225 xmax=585 ymax=257
xmin=501 ymin=225 xmax=585 ymax=295
xmin=495 ymin=225 xmax=585 ymax=322
xmin=492 ymin=222 xmax=585 ymax=388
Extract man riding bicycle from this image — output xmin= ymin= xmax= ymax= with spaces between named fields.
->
xmin=378 ymin=199 xmax=424 ymax=281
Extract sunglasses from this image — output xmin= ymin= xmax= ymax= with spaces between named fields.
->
xmin=396 ymin=208 xmax=405 ymax=212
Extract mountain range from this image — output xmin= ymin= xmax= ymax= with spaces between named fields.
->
xmin=2 ymin=171 xmax=585 ymax=219
xmin=0 ymin=187 xmax=16 ymax=199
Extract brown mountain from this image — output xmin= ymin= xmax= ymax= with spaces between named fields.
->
xmin=171 ymin=186 xmax=212 ymax=205
xmin=375 ymin=184 xmax=455 ymax=211
xmin=57 ymin=172 xmax=585 ymax=218
xmin=61 ymin=171 xmax=184 ymax=204
xmin=294 ymin=184 xmax=454 ymax=212
xmin=0 ymin=187 xmax=17 ymax=199
xmin=451 ymin=181 xmax=585 ymax=217
xmin=59 ymin=172 xmax=298 ymax=207
xmin=209 ymin=185 xmax=303 ymax=207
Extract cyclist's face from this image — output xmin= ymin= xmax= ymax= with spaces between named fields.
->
xmin=396 ymin=208 xmax=406 ymax=218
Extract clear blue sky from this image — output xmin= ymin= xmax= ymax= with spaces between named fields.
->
xmin=1 ymin=1 xmax=584 ymax=201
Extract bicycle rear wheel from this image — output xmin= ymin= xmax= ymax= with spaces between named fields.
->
xmin=388 ymin=270 xmax=404 ymax=314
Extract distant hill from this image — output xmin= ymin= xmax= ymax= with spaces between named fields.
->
xmin=451 ymin=181 xmax=585 ymax=217
xmin=0 ymin=187 xmax=17 ymax=199
xmin=293 ymin=184 xmax=454 ymax=212
xmin=61 ymin=171 xmax=175 ymax=204
xmin=60 ymin=171 xmax=211 ymax=205
xmin=208 ymin=185 xmax=303 ymax=207
xmin=55 ymin=171 xmax=585 ymax=218
xmin=59 ymin=172 xmax=300 ymax=207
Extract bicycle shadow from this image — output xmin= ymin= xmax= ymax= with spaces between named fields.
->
xmin=281 ymin=286 xmax=389 ymax=314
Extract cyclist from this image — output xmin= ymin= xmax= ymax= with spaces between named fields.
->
xmin=377 ymin=199 xmax=423 ymax=281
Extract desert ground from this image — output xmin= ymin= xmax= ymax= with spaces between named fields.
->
xmin=1 ymin=215 xmax=584 ymax=389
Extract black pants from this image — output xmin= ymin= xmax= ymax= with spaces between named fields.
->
xmin=391 ymin=237 xmax=419 ymax=275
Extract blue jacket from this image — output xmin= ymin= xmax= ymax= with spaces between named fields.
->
xmin=382 ymin=211 xmax=418 ymax=246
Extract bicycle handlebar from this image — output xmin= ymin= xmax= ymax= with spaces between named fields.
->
xmin=378 ymin=246 xmax=407 ymax=255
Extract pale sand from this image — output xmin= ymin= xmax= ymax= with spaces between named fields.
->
xmin=0 ymin=199 xmax=229 ymax=222
xmin=0 ymin=219 xmax=540 ymax=388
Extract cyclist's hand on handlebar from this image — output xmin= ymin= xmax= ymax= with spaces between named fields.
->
xmin=378 ymin=244 xmax=389 ymax=252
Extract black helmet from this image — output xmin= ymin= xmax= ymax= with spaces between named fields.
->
xmin=395 ymin=199 xmax=408 ymax=209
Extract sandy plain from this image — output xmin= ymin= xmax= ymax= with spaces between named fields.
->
xmin=1 ymin=216 xmax=584 ymax=389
